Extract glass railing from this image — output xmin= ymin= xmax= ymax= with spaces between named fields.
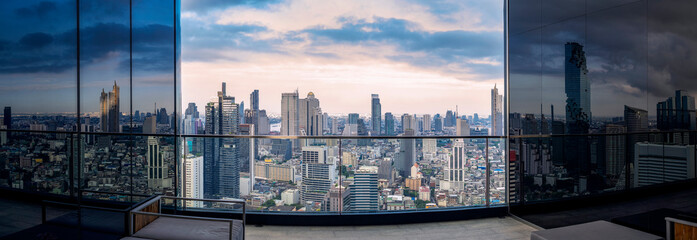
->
xmin=2 ymin=129 xmax=695 ymax=214
xmin=0 ymin=129 xmax=507 ymax=214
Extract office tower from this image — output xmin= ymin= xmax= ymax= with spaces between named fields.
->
xmin=257 ymin=110 xmax=270 ymax=135
xmin=255 ymin=162 xmax=295 ymax=182
xmin=657 ymin=90 xmax=696 ymax=133
xmin=348 ymin=113 xmax=359 ymax=125
xmin=347 ymin=166 xmax=379 ymax=211
xmin=624 ymin=105 xmax=648 ymax=170
xmin=134 ymin=110 xmax=140 ymax=122
xmin=444 ymin=139 xmax=466 ymax=191
xmin=99 ymin=81 xmax=120 ymax=132
xmin=401 ymin=114 xmax=414 ymax=132
xmin=423 ymin=114 xmax=431 ymax=133
xmin=271 ymin=139 xmax=292 ymax=160
xmin=423 ymin=138 xmax=437 ymax=154
xmin=434 ymin=114 xmax=443 ymax=132
xmin=491 ymin=84 xmax=504 ymax=136
xmin=456 ymin=118 xmax=470 ymax=136
xmin=218 ymin=85 xmax=239 ymax=198
xmin=300 ymin=146 xmax=334 ymax=203
xmin=322 ymin=113 xmax=329 ymax=132
xmin=634 ymin=143 xmax=695 ymax=187
xmin=147 ymin=136 xmax=168 ymax=189
xmin=445 ymin=110 xmax=455 ymax=127
xmin=143 ymin=116 xmax=157 ymax=134
xmin=183 ymin=155 xmax=204 ymax=208
xmin=185 ymin=103 xmax=199 ymax=119
xmin=203 ymin=83 xmax=240 ymax=199
xmin=331 ymin=117 xmax=338 ymax=134
xmin=384 ymin=112 xmax=395 ymax=136
xmin=238 ymin=124 xmax=255 ymax=192
xmin=250 ymin=89 xmax=259 ymax=111
xmin=371 ymin=94 xmax=381 ymax=134
xmin=281 ymin=91 xmax=299 ymax=136
xmin=299 ymin=92 xmax=323 ymax=136
xmin=396 ymin=129 xmax=416 ymax=178
xmin=2 ymin=107 xmax=10 ymax=129
xmin=328 ymin=186 xmax=348 ymax=212
xmin=599 ymin=124 xmax=626 ymax=178
xmin=156 ymin=108 xmax=168 ymax=125
xmin=378 ymin=159 xmax=393 ymax=183
xmin=473 ymin=113 xmax=479 ymax=123
xmin=564 ymin=42 xmax=591 ymax=176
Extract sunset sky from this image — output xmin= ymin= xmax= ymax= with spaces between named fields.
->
xmin=181 ymin=0 xmax=504 ymax=116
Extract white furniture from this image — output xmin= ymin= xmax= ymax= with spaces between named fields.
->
xmin=531 ymin=220 xmax=662 ymax=240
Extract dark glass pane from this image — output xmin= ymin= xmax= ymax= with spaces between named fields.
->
xmin=0 ymin=0 xmax=77 ymax=131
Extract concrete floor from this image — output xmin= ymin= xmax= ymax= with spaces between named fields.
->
xmin=246 ymin=217 xmax=537 ymax=240
xmin=0 ymin=197 xmax=537 ymax=240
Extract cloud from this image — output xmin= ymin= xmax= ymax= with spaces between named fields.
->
xmin=14 ymin=1 xmax=57 ymax=18
xmin=20 ymin=32 xmax=54 ymax=49
xmin=182 ymin=0 xmax=279 ymax=14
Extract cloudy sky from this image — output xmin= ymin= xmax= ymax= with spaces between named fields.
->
xmin=181 ymin=0 xmax=504 ymax=116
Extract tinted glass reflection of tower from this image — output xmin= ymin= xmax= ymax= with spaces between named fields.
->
xmin=657 ymin=90 xmax=696 ymax=144
xmin=3 ymin=106 xmax=10 ymax=129
xmin=371 ymin=94 xmax=381 ymax=134
xmin=564 ymin=42 xmax=590 ymax=176
xmin=99 ymin=81 xmax=120 ymax=132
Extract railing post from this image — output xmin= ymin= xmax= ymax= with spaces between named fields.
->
xmin=485 ymin=138 xmax=490 ymax=207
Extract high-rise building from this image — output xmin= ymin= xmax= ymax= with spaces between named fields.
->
xmin=143 ymin=116 xmax=157 ymax=134
xmin=378 ymin=159 xmax=393 ymax=183
xmin=401 ymin=114 xmax=414 ymax=132
xmin=634 ymin=143 xmax=695 ymax=187
xmin=3 ymin=106 xmax=10 ymax=129
xmin=183 ymin=155 xmax=204 ymax=208
xmin=347 ymin=166 xmax=379 ymax=211
xmin=157 ymin=108 xmax=169 ymax=125
xmin=203 ymin=83 xmax=240 ymax=199
xmin=250 ymin=89 xmax=259 ymax=111
xmin=255 ymin=162 xmax=295 ymax=182
xmin=298 ymin=92 xmax=323 ymax=136
xmin=434 ymin=114 xmax=443 ymax=132
xmin=371 ymin=94 xmax=381 ymax=134
xmin=281 ymin=91 xmax=299 ymax=136
xmin=491 ymin=84 xmax=504 ymax=136
xmin=423 ymin=114 xmax=431 ymax=133
xmin=625 ymin=105 xmax=648 ymax=169
xmin=444 ymin=139 xmax=466 ymax=191
xmin=445 ymin=110 xmax=455 ymax=127
xmin=384 ymin=112 xmax=394 ymax=136
xmin=657 ymin=90 xmax=696 ymax=133
xmin=331 ymin=117 xmax=339 ymax=134
xmin=564 ymin=42 xmax=591 ymax=176
xmin=147 ymin=136 xmax=168 ymax=189
xmin=300 ymin=146 xmax=334 ymax=203
xmin=456 ymin=118 xmax=470 ymax=136
xmin=185 ymin=102 xmax=199 ymax=119
xmin=99 ymin=81 xmax=120 ymax=132
xmin=328 ymin=186 xmax=348 ymax=212
xmin=423 ymin=138 xmax=437 ymax=154
xmin=239 ymin=123 xmax=255 ymax=192
xmin=396 ymin=129 xmax=416 ymax=178
xmin=348 ymin=113 xmax=359 ymax=125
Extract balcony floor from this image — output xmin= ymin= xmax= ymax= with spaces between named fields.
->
xmin=0 ymin=197 xmax=536 ymax=240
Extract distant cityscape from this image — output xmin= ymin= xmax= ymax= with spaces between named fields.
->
xmin=2 ymin=42 xmax=695 ymax=212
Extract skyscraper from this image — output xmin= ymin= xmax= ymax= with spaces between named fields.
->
xmin=99 ymin=81 xmax=120 ymax=132
xmin=185 ymin=102 xmax=199 ymax=119
xmin=401 ymin=114 xmax=414 ymax=132
xmin=371 ymin=94 xmax=381 ymax=134
xmin=491 ymin=84 xmax=503 ymax=136
xmin=347 ymin=166 xmax=379 ymax=211
xmin=564 ymin=42 xmax=591 ymax=176
xmin=444 ymin=139 xmax=466 ymax=191
xmin=204 ymin=83 xmax=240 ymax=198
xmin=250 ymin=89 xmax=259 ymax=111
xmin=456 ymin=118 xmax=470 ymax=136
xmin=281 ymin=91 xmax=299 ymax=136
xmin=423 ymin=114 xmax=431 ymax=133
xmin=434 ymin=114 xmax=443 ymax=132
xmin=183 ymin=155 xmax=204 ymax=208
xmin=300 ymin=146 xmax=334 ymax=204
xmin=445 ymin=110 xmax=455 ymax=127
xmin=147 ymin=136 xmax=167 ymax=189
xmin=657 ymin=90 xmax=696 ymax=131
xmin=396 ymin=129 xmax=416 ymax=178
xmin=3 ymin=106 xmax=10 ymax=129
xmin=298 ymin=92 xmax=322 ymax=136
xmin=384 ymin=112 xmax=394 ymax=136
xmin=348 ymin=113 xmax=359 ymax=125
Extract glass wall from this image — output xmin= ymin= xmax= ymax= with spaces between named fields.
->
xmin=509 ymin=0 xmax=697 ymax=207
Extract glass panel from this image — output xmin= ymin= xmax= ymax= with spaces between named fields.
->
xmin=79 ymin=0 xmax=131 ymax=134
xmin=79 ymin=133 xmax=133 ymax=199
xmin=488 ymin=138 xmax=506 ymax=206
xmin=133 ymin=0 xmax=175 ymax=135
xmin=131 ymin=135 xmax=176 ymax=196
xmin=0 ymin=131 xmax=73 ymax=195
xmin=0 ymin=0 xmax=77 ymax=130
